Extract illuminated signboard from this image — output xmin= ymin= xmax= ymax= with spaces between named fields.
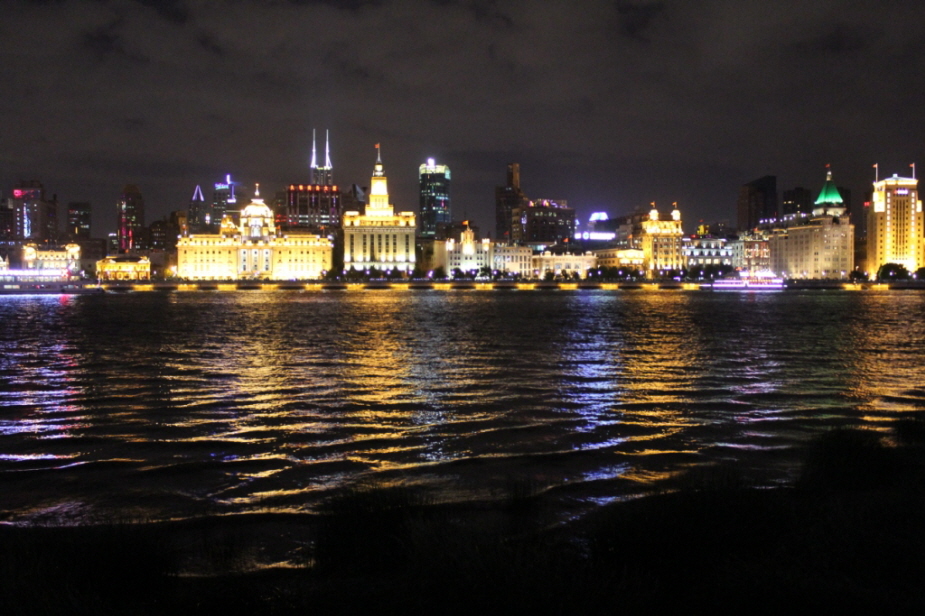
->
xmin=215 ymin=183 xmax=230 ymax=190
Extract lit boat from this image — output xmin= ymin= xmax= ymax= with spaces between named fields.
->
xmin=710 ymin=273 xmax=785 ymax=292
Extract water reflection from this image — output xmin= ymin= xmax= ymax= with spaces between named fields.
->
xmin=2 ymin=291 xmax=925 ymax=524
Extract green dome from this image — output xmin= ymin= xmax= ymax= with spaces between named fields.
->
xmin=815 ymin=169 xmax=844 ymax=205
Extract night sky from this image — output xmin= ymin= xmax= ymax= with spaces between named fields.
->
xmin=4 ymin=0 xmax=925 ymax=237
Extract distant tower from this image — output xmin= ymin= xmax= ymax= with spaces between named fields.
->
xmin=117 ymin=184 xmax=145 ymax=251
xmin=188 ymin=185 xmax=205 ymax=234
xmin=736 ymin=175 xmax=777 ymax=231
xmin=419 ymin=158 xmax=451 ymax=237
xmin=311 ymin=129 xmax=333 ymax=186
xmin=67 ymin=202 xmax=92 ymax=239
xmin=287 ymin=130 xmax=340 ymax=231
xmin=495 ymin=163 xmax=528 ymax=242
xmin=211 ymin=175 xmax=237 ymax=232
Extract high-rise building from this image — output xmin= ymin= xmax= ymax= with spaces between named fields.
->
xmin=419 ymin=158 xmax=451 ymax=237
xmin=67 ymin=202 xmax=92 ymax=239
xmin=286 ymin=130 xmax=341 ymax=231
xmin=117 ymin=185 xmax=145 ymax=252
xmin=782 ymin=187 xmax=813 ymax=220
xmin=342 ymin=145 xmax=417 ymax=274
xmin=495 ymin=163 xmax=528 ymax=242
xmin=867 ymin=172 xmax=922 ymax=276
xmin=11 ymin=180 xmax=56 ymax=242
xmin=210 ymin=176 xmax=237 ymax=233
xmin=188 ymin=185 xmax=206 ymax=234
xmin=511 ymin=199 xmax=575 ymax=247
xmin=737 ymin=175 xmax=777 ymax=231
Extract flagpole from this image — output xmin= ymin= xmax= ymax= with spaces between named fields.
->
xmin=874 ymin=163 xmax=878 ymax=183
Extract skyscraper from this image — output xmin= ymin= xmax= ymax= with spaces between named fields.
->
xmin=210 ymin=175 xmax=237 ymax=232
xmin=188 ymin=185 xmax=206 ymax=234
xmin=287 ymin=130 xmax=341 ymax=231
xmin=66 ymin=202 xmax=92 ymax=239
xmin=116 ymin=185 xmax=145 ymax=251
xmin=12 ymin=180 xmax=56 ymax=242
xmin=495 ymin=163 xmax=528 ymax=242
xmin=737 ymin=175 xmax=777 ymax=231
xmin=867 ymin=171 xmax=922 ymax=276
xmin=419 ymin=158 xmax=451 ymax=237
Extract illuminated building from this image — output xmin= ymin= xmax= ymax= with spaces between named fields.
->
xmin=867 ymin=172 xmax=922 ymax=276
xmin=491 ymin=244 xmax=534 ymax=277
xmin=116 ymin=184 xmax=145 ymax=251
xmin=210 ymin=175 xmax=237 ymax=232
xmin=532 ymin=251 xmax=596 ymax=279
xmin=419 ymin=158 xmax=451 ymax=237
xmin=12 ymin=180 xmax=57 ymax=242
xmin=188 ymin=185 xmax=206 ymax=233
xmin=512 ymin=199 xmax=576 ymax=247
xmin=639 ymin=202 xmax=685 ymax=277
xmin=23 ymin=243 xmax=81 ymax=276
xmin=177 ymin=185 xmax=332 ymax=280
xmin=682 ymin=236 xmax=732 ymax=268
xmin=342 ymin=146 xmax=416 ymax=274
xmin=495 ymin=163 xmax=528 ymax=242
xmin=433 ymin=223 xmax=491 ymax=275
xmin=769 ymin=168 xmax=853 ymax=279
xmin=728 ymin=232 xmax=771 ymax=274
xmin=311 ymin=129 xmax=333 ymax=186
xmin=591 ymin=247 xmax=645 ymax=272
xmin=286 ymin=131 xmax=341 ymax=231
xmin=66 ymin=202 xmax=91 ymax=239
xmin=737 ymin=175 xmax=777 ymax=231
xmin=97 ymin=255 xmax=151 ymax=281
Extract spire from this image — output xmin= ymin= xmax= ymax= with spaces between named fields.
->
xmin=325 ymin=130 xmax=332 ymax=169
xmin=373 ymin=143 xmax=384 ymax=177
xmin=310 ymin=129 xmax=317 ymax=170
xmin=254 ymin=183 xmax=260 ymax=198
xmin=191 ymin=185 xmax=204 ymax=202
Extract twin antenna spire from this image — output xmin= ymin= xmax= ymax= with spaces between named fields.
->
xmin=310 ymin=129 xmax=333 ymax=170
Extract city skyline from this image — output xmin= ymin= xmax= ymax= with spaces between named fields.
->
xmin=3 ymin=1 xmax=925 ymax=236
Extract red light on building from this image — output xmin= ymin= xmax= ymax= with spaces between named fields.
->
xmin=864 ymin=201 xmax=871 ymax=208
xmin=13 ymin=189 xmax=23 ymax=198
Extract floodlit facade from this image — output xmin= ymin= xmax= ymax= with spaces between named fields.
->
xmin=639 ymin=203 xmax=684 ymax=277
xmin=432 ymin=225 xmax=534 ymax=277
xmin=769 ymin=168 xmax=853 ymax=279
xmin=342 ymin=147 xmax=416 ymax=274
xmin=23 ymin=243 xmax=81 ymax=273
xmin=97 ymin=256 xmax=151 ymax=281
xmin=728 ymin=232 xmax=771 ymax=274
xmin=177 ymin=186 xmax=333 ymax=280
xmin=682 ymin=237 xmax=733 ymax=268
xmin=867 ymin=173 xmax=922 ymax=276
xmin=532 ymin=252 xmax=597 ymax=279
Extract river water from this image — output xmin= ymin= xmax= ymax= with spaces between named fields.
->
xmin=2 ymin=290 xmax=924 ymax=526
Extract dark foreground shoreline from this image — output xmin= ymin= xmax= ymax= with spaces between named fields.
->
xmin=4 ymin=425 xmax=925 ymax=615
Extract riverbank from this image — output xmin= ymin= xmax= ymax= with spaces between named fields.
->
xmin=4 ymin=423 xmax=925 ymax=615
xmin=3 ymin=279 xmax=925 ymax=294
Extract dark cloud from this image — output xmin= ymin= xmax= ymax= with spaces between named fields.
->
xmin=2 ymin=0 xmax=925 ymax=236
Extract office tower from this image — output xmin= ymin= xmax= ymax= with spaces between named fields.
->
xmin=495 ymin=163 xmax=528 ymax=242
xmin=210 ymin=175 xmax=237 ymax=232
xmin=737 ymin=175 xmax=777 ymax=231
xmin=11 ymin=180 xmax=56 ymax=242
xmin=67 ymin=202 xmax=92 ymax=239
xmin=188 ymin=185 xmax=206 ymax=234
xmin=117 ymin=185 xmax=145 ymax=251
xmin=867 ymin=172 xmax=922 ymax=276
xmin=419 ymin=158 xmax=451 ymax=237
xmin=287 ymin=131 xmax=341 ymax=231
xmin=511 ymin=199 xmax=576 ymax=246
xmin=782 ymin=187 xmax=813 ymax=218
xmin=342 ymin=145 xmax=417 ymax=274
